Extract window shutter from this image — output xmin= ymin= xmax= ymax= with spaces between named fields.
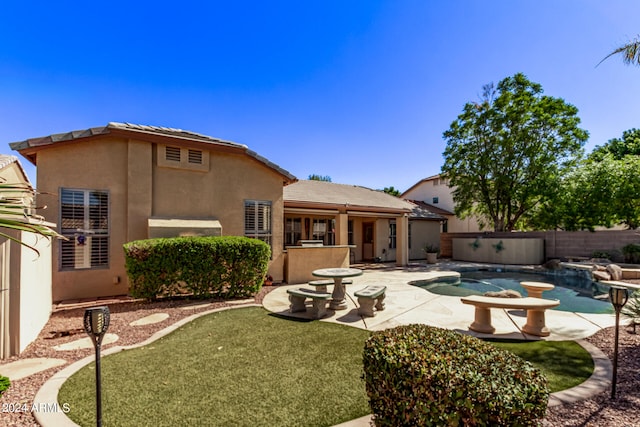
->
xmin=165 ymin=146 xmax=181 ymax=162
xmin=188 ymin=149 xmax=203 ymax=164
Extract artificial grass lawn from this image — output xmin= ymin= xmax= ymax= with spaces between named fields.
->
xmin=491 ymin=339 xmax=594 ymax=392
xmin=59 ymin=307 xmax=593 ymax=426
xmin=59 ymin=307 xmax=371 ymax=427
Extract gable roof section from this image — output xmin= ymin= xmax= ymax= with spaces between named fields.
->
xmin=9 ymin=122 xmax=296 ymax=183
xmin=401 ymin=173 xmax=441 ymax=197
xmin=0 ymin=154 xmax=30 ymax=184
xmin=407 ymin=199 xmax=450 ymax=220
xmin=284 ymin=180 xmax=413 ymax=214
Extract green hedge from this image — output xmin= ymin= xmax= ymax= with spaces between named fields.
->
xmin=0 ymin=375 xmax=9 ymax=397
xmin=124 ymin=236 xmax=271 ymax=300
xmin=622 ymin=243 xmax=640 ymax=264
xmin=362 ymin=324 xmax=549 ymax=426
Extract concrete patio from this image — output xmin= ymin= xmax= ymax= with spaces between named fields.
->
xmin=263 ymin=263 xmax=618 ymax=341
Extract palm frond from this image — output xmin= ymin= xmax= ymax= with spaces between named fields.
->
xmin=598 ymin=36 xmax=640 ymax=67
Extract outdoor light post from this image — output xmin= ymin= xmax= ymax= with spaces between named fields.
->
xmin=608 ymin=286 xmax=629 ymax=400
xmin=83 ymin=306 xmax=110 ymax=427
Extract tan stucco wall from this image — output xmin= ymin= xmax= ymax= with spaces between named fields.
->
xmin=409 ymin=220 xmax=441 ymax=260
xmin=18 ymin=231 xmax=53 ymax=354
xmin=403 ymin=178 xmax=482 ymax=233
xmin=35 ymin=136 xmax=287 ymax=301
xmin=452 ymin=238 xmax=544 ymax=264
xmin=0 ymin=230 xmax=52 ymax=359
xmin=285 ymin=246 xmax=350 ymax=284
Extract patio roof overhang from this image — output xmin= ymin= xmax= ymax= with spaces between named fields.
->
xmin=284 ymin=200 xmax=410 ymax=217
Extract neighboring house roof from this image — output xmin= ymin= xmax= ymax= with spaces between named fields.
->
xmin=284 ymin=180 xmax=413 ymax=214
xmin=9 ymin=122 xmax=296 ymax=183
xmin=407 ymin=199 xmax=450 ymax=220
xmin=400 ymin=173 xmax=442 ymax=197
xmin=0 ymin=154 xmax=30 ymax=184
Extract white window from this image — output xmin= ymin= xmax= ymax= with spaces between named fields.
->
xmin=60 ymin=188 xmax=109 ymax=270
xmin=285 ymin=217 xmax=302 ymax=246
xmin=312 ymin=218 xmax=335 ymax=245
xmin=245 ymin=200 xmax=272 ymax=246
xmin=389 ymin=220 xmax=396 ymax=249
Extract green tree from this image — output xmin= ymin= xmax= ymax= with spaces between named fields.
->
xmin=441 ymin=73 xmax=588 ymax=231
xmin=533 ymin=154 xmax=640 ymax=231
xmin=308 ymin=174 xmax=332 ymax=182
xmin=612 ymin=154 xmax=640 ymax=228
xmin=0 ymin=181 xmax=64 ymax=253
xmin=599 ymin=35 xmax=640 ymax=67
xmin=381 ymin=186 xmax=400 ymax=196
xmin=532 ymin=158 xmax=619 ymax=231
xmin=588 ymin=128 xmax=640 ymax=161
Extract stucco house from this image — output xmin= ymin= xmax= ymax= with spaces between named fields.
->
xmin=284 ymin=180 xmax=444 ymax=263
xmin=0 ymin=155 xmax=53 ymax=358
xmin=10 ymin=123 xmax=296 ymax=301
xmin=402 ymin=174 xmax=482 ymax=233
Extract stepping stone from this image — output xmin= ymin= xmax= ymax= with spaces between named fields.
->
xmin=179 ymin=303 xmax=212 ymax=310
xmin=0 ymin=358 xmax=67 ymax=381
xmin=53 ymin=333 xmax=119 ymax=351
xmin=129 ymin=313 xmax=169 ymax=326
xmin=228 ymin=298 xmax=254 ymax=305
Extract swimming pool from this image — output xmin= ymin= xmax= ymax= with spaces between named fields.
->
xmin=414 ymin=270 xmax=613 ymax=314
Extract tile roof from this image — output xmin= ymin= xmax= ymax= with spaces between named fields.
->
xmin=0 ymin=154 xmax=18 ymax=170
xmin=0 ymin=154 xmax=30 ymax=184
xmin=9 ymin=122 xmax=247 ymax=151
xmin=9 ymin=122 xmax=296 ymax=182
xmin=284 ymin=180 xmax=414 ymax=213
xmin=407 ymin=199 xmax=450 ymax=220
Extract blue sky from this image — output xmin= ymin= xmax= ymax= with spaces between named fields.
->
xmin=1 ymin=1 xmax=638 ymax=191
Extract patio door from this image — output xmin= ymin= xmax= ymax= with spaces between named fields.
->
xmin=363 ymin=222 xmax=374 ymax=260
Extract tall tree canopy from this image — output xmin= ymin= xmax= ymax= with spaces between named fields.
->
xmin=588 ymin=128 xmax=640 ymax=161
xmin=381 ymin=186 xmax=401 ymax=196
xmin=308 ymin=174 xmax=332 ymax=182
xmin=441 ymin=73 xmax=589 ymax=231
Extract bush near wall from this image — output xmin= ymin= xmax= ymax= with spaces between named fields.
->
xmin=0 ymin=375 xmax=10 ymax=397
xmin=362 ymin=324 xmax=549 ymax=426
xmin=124 ymin=236 xmax=271 ymax=300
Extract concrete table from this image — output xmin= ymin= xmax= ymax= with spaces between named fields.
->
xmin=521 ymin=281 xmax=555 ymax=299
xmin=312 ymin=267 xmax=363 ymax=310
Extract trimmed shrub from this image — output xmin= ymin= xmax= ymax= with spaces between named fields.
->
xmin=124 ymin=236 xmax=270 ymax=300
xmin=622 ymin=243 xmax=640 ymax=264
xmin=362 ymin=324 xmax=549 ymax=426
xmin=0 ymin=375 xmax=10 ymax=397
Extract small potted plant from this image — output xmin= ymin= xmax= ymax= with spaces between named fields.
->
xmin=424 ymin=244 xmax=439 ymax=264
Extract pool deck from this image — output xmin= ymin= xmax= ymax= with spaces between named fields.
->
xmin=263 ymin=262 xmax=617 ymax=341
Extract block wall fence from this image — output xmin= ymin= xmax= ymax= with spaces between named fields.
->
xmin=441 ymin=230 xmax=640 ymax=262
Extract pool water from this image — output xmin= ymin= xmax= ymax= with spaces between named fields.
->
xmin=416 ymin=270 xmax=613 ymax=314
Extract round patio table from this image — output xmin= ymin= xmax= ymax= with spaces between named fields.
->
xmin=521 ymin=281 xmax=555 ymax=299
xmin=312 ymin=267 xmax=363 ymax=310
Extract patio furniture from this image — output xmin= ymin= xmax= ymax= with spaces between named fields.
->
xmin=460 ymin=295 xmax=560 ymax=337
xmin=354 ymin=285 xmax=386 ymax=317
xmin=308 ymin=279 xmax=353 ymax=292
xmin=312 ymin=267 xmax=363 ymax=310
xmin=286 ymin=288 xmax=332 ymax=319
xmin=521 ymin=281 xmax=555 ymax=299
